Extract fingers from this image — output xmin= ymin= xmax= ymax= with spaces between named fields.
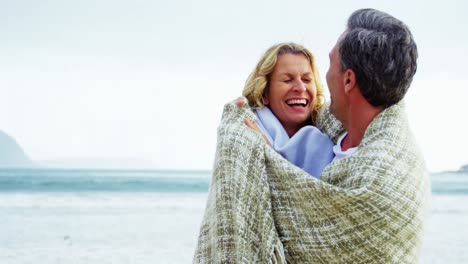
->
xmin=245 ymin=119 xmax=259 ymax=132
xmin=245 ymin=119 xmax=271 ymax=146
xmin=233 ymin=97 xmax=270 ymax=146
xmin=235 ymin=97 xmax=246 ymax=107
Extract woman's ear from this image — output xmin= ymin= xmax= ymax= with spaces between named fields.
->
xmin=262 ymin=90 xmax=270 ymax=105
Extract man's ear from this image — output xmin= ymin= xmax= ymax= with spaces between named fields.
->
xmin=343 ymin=69 xmax=356 ymax=94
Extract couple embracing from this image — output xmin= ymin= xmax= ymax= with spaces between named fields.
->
xmin=195 ymin=8 xmax=430 ymax=264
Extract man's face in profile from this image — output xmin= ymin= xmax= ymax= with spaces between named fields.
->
xmin=326 ymin=32 xmax=347 ymax=122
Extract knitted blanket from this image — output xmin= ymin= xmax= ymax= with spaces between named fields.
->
xmin=194 ymin=101 xmax=430 ymax=263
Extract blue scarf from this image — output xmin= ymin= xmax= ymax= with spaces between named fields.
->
xmin=254 ymin=107 xmax=334 ymax=177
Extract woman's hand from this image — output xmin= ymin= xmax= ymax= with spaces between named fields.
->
xmin=235 ymin=97 xmax=271 ymax=146
xmin=235 ymin=97 xmax=246 ymax=107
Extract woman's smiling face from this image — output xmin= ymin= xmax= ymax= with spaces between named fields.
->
xmin=263 ymin=53 xmax=317 ymax=137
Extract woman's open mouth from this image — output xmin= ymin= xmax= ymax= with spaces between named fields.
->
xmin=286 ymin=98 xmax=308 ymax=108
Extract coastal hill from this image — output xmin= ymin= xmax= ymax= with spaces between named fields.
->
xmin=0 ymin=131 xmax=155 ymax=170
xmin=0 ymin=131 xmax=35 ymax=168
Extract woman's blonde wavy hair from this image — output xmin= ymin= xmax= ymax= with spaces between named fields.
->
xmin=242 ymin=42 xmax=324 ymax=124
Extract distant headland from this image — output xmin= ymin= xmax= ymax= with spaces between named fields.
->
xmin=0 ymin=130 xmax=35 ymax=168
xmin=0 ymin=131 xmax=159 ymax=170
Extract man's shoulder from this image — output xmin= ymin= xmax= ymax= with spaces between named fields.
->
xmin=360 ymin=103 xmax=422 ymax=159
xmin=322 ymin=103 xmax=427 ymax=185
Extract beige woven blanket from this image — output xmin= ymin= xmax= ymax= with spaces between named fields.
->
xmin=194 ymin=101 xmax=430 ymax=263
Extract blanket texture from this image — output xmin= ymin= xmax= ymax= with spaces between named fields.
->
xmin=194 ymin=101 xmax=430 ymax=263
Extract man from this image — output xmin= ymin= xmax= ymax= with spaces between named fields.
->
xmin=325 ymin=8 xmax=418 ymax=161
xmin=195 ymin=8 xmax=429 ymax=263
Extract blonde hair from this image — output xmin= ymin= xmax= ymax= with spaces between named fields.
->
xmin=242 ymin=42 xmax=324 ymax=123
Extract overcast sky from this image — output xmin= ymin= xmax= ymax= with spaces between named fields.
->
xmin=1 ymin=0 xmax=467 ymax=172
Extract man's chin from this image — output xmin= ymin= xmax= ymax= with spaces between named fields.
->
xmin=329 ymin=104 xmax=335 ymax=116
xmin=329 ymin=104 xmax=339 ymax=119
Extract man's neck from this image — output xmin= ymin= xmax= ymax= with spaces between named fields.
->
xmin=341 ymin=101 xmax=384 ymax=151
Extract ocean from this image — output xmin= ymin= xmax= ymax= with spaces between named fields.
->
xmin=0 ymin=168 xmax=467 ymax=263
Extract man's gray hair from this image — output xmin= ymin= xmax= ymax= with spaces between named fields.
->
xmin=339 ymin=8 xmax=418 ymax=107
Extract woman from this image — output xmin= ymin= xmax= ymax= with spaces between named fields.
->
xmin=241 ymin=43 xmax=334 ymax=177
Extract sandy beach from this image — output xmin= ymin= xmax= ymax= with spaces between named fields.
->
xmin=1 ymin=168 xmax=468 ymax=263
xmin=0 ymin=192 xmax=467 ymax=263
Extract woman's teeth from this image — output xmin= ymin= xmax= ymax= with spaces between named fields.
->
xmin=286 ymin=99 xmax=307 ymax=106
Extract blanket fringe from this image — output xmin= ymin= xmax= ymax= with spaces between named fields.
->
xmin=270 ymin=240 xmax=286 ymax=264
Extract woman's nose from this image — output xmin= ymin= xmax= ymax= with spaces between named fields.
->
xmin=292 ymin=80 xmax=307 ymax=92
